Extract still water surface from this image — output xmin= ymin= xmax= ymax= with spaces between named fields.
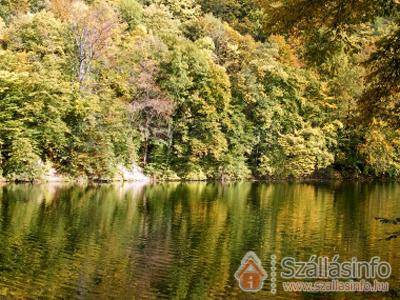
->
xmin=0 ymin=182 xmax=399 ymax=299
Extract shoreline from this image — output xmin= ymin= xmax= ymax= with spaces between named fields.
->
xmin=1 ymin=176 xmax=399 ymax=184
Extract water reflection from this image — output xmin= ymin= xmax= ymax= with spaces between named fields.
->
xmin=0 ymin=182 xmax=399 ymax=299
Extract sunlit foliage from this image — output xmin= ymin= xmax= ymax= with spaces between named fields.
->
xmin=0 ymin=0 xmax=398 ymax=180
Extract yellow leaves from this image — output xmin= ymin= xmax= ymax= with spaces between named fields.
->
xmin=4 ymin=11 xmax=68 ymax=57
xmin=268 ymin=34 xmax=301 ymax=67
xmin=0 ymin=70 xmax=32 ymax=95
xmin=358 ymin=120 xmax=400 ymax=175
xmin=49 ymin=0 xmax=74 ymax=20
xmin=0 ymin=16 xmax=5 ymax=38
xmin=190 ymin=138 xmax=207 ymax=158
xmin=258 ymin=155 xmax=274 ymax=177
xmin=194 ymin=36 xmax=215 ymax=52
xmin=271 ymin=86 xmax=284 ymax=98
xmin=0 ymin=50 xmax=30 ymax=72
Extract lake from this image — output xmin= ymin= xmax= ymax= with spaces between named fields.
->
xmin=0 ymin=182 xmax=399 ymax=299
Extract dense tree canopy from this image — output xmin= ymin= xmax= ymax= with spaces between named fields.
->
xmin=0 ymin=0 xmax=398 ymax=181
xmin=261 ymin=0 xmax=398 ymax=33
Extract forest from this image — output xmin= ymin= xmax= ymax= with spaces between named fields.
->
xmin=0 ymin=0 xmax=399 ymax=181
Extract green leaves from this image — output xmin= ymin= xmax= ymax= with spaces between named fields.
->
xmin=158 ymin=40 xmax=232 ymax=175
xmin=118 ymin=0 xmax=144 ymax=30
xmin=358 ymin=120 xmax=400 ymax=176
xmin=4 ymin=137 xmax=45 ymax=181
xmin=0 ymin=0 xmax=398 ymax=181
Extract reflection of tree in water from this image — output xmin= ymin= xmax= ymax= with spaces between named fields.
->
xmin=1 ymin=182 xmax=400 ymax=298
xmin=375 ymin=217 xmax=400 ymax=240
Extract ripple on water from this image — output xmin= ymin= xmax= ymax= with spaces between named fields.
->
xmin=0 ymin=182 xmax=399 ymax=299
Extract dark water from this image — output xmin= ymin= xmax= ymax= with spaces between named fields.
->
xmin=0 ymin=182 xmax=399 ymax=299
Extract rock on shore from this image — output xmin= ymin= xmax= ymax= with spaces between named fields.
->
xmin=115 ymin=164 xmax=150 ymax=182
